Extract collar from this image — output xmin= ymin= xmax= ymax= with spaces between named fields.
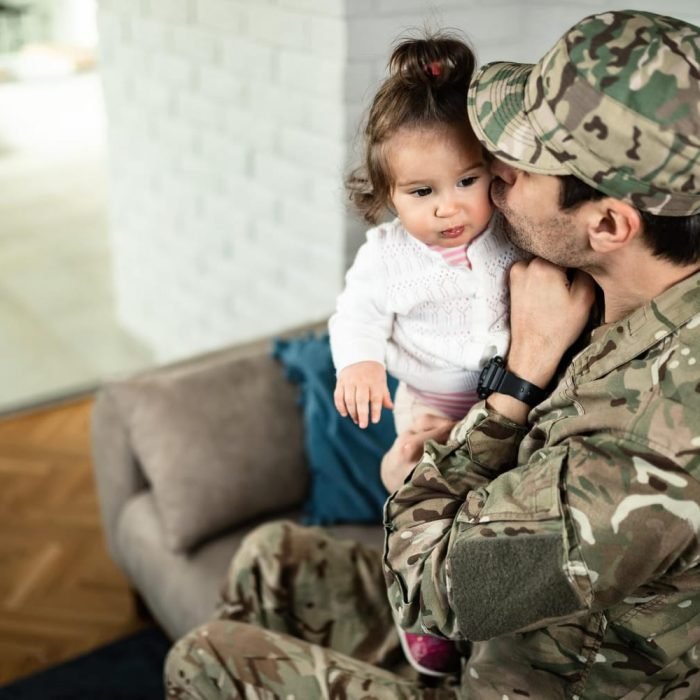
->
xmin=427 ymin=216 xmax=496 ymax=267
xmin=429 ymin=242 xmax=470 ymax=267
xmin=572 ymin=270 xmax=700 ymax=382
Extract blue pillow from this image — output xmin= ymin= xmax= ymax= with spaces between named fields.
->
xmin=272 ymin=333 xmax=396 ymax=525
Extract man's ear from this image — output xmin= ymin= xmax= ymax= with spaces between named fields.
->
xmin=585 ymin=199 xmax=643 ymax=253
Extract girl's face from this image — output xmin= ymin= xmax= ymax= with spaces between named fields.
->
xmin=387 ymin=125 xmax=493 ymax=248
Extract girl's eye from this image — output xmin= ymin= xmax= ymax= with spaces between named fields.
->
xmin=411 ymin=187 xmax=432 ymax=197
xmin=458 ymin=176 xmax=478 ymax=187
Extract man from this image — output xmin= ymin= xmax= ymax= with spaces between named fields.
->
xmin=165 ymin=10 xmax=700 ymax=699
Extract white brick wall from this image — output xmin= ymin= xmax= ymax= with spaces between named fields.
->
xmin=98 ymin=0 xmax=700 ymax=362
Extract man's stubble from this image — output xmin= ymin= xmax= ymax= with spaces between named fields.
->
xmin=491 ymin=178 xmax=593 ymax=270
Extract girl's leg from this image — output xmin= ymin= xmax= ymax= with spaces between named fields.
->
xmin=392 ymin=382 xmax=452 ymax=435
xmin=384 ymin=383 xmax=455 ymax=494
xmin=386 ymin=386 xmax=465 ymax=679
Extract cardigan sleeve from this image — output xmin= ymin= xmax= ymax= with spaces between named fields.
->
xmin=328 ymin=231 xmax=393 ymax=374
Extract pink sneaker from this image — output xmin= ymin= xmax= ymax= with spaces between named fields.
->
xmin=396 ymin=626 xmax=460 ymax=677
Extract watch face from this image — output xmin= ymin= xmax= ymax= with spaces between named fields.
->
xmin=477 ymin=355 xmax=546 ymax=407
xmin=477 ymin=357 xmax=505 ymax=398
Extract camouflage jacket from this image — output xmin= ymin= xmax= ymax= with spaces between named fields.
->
xmin=384 ymin=271 xmax=700 ymax=699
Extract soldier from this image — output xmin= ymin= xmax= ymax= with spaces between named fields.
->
xmin=164 ymin=10 xmax=700 ymax=699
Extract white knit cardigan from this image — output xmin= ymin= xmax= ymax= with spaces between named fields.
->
xmin=329 ymin=215 xmax=525 ymax=394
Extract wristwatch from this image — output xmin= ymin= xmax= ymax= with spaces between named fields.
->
xmin=477 ymin=355 xmax=547 ymax=408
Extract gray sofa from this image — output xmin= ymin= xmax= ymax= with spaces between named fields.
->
xmin=91 ymin=329 xmax=385 ymax=641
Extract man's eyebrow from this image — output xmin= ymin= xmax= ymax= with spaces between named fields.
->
xmin=395 ymin=162 xmax=486 ymax=188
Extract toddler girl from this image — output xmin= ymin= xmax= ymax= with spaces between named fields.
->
xmin=329 ymin=33 xmax=524 ymax=678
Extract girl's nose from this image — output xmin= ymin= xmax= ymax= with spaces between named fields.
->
xmin=435 ymin=194 xmax=458 ymax=217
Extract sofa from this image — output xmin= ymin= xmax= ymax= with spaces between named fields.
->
xmin=90 ymin=328 xmax=385 ymax=641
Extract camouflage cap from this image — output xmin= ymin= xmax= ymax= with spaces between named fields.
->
xmin=467 ymin=10 xmax=700 ymax=216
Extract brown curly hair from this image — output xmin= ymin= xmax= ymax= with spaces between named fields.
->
xmin=347 ymin=31 xmax=477 ymax=224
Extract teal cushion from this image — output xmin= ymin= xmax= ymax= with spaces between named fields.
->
xmin=273 ymin=334 xmax=396 ymax=525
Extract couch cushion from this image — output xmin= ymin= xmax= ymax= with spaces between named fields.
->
xmin=111 ymin=352 xmax=308 ymax=552
xmin=117 ymin=492 xmax=237 ymax=639
xmin=117 ymin=494 xmax=385 ymax=640
xmin=273 ymin=334 xmax=395 ymax=525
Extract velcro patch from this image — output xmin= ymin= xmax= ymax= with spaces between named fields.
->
xmin=449 ymin=532 xmax=584 ymax=640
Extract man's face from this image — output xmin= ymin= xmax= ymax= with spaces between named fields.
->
xmin=489 ymin=159 xmax=591 ymax=268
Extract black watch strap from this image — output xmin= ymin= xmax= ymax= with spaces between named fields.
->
xmin=477 ymin=356 xmax=547 ymax=408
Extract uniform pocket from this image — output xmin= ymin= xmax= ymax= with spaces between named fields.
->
xmin=455 ymin=445 xmax=567 ymax=526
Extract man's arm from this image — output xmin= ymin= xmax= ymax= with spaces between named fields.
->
xmin=383 ymin=403 xmax=530 ymax=637
xmin=382 ymin=258 xmax=598 ymax=637
xmin=384 ymin=426 xmax=700 ymax=641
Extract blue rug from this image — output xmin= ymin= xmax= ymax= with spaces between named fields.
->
xmin=0 ymin=627 xmax=171 ymax=700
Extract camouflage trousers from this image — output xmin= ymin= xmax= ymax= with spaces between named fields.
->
xmin=164 ymin=520 xmax=460 ymax=699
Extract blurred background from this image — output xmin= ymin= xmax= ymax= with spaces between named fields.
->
xmin=0 ymin=0 xmax=151 ymax=412
xmin=2 ymin=0 xmax=699 ymax=414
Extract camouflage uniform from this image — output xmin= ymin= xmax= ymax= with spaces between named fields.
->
xmin=165 ymin=521 xmax=459 ymax=699
xmin=385 ymin=269 xmax=700 ymax=699
xmin=165 ymin=11 xmax=700 ymax=700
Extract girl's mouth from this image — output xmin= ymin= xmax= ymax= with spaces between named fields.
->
xmin=440 ymin=226 xmax=464 ymax=239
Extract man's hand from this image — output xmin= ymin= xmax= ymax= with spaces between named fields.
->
xmin=334 ymin=361 xmax=394 ymax=429
xmin=490 ymin=258 xmax=596 ymax=424
xmin=508 ymin=258 xmax=595 ymax=385
xmin=380 ymin=414 xmax=457 ymax=493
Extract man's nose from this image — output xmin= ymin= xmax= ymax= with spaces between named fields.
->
xmin=490 ymin=158 xmax=517 ymax=185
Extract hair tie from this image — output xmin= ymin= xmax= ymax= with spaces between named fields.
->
xmin=427 ymin=61 xmax=441 ymax=77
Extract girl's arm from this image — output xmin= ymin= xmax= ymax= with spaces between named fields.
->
xmin=329 ymin=234 xmax=394 ymax=427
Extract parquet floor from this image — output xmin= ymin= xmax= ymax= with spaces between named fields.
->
xmin=0 ymin=397 xmax=147 ymax=685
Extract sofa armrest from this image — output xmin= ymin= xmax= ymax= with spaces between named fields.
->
xmin=91 ymin=336 xmax=310 ymax=553
xmin=91 ymin=387 xmax=148 ymax=566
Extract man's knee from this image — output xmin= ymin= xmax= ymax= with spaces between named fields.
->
xmin=229 ymin=520 xmax=293 ymax=571
xmin=228 ymin=519 xmax=324 ymax=580
xmin=163 ymin=624 xmax=204 ymax=695
xmin=164 ymin=620 xmax=254 ymax=697
xmin=222 ymin=521 xmax=284 ymax=594
xmin=165 ymin=620 xmax=308 ymax=699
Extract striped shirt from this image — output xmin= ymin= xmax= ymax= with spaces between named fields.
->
xmin=428 ymin=242 xmax=471 ymax=268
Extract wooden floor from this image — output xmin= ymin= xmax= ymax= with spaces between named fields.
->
xmin=0 ymin=397 xmax=148 ymax=685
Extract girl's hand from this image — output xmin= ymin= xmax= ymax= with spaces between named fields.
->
xmin=334 ymin=361 xmax=394 ymax=429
